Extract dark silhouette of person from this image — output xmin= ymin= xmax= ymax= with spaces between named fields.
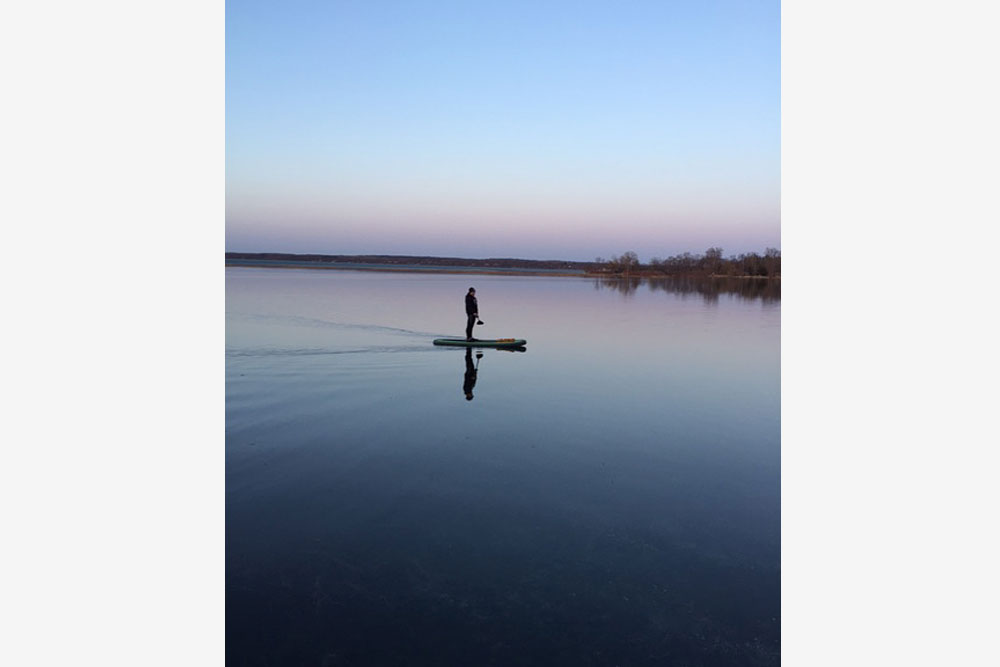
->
xmin=465 ymin=287 xmax=480 ymax=341
xmin=463 ymin=348 xmax=479 ymax=400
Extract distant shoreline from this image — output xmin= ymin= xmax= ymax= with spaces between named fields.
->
xmin=226 ymin=252 xmax=592 ymax=272
xmin=226 ymin=260 xmax=588 ymax=278
xmin=225 ymin=253 xmax=780 ymax=279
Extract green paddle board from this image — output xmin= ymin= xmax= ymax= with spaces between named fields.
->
xmin=433 ymin=338 xmax=527 ymax=348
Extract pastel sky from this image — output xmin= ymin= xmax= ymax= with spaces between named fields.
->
xmin=226 ymin=0 xmax=779 ymax=261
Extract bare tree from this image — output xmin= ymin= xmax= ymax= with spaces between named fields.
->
xmin=703 ymin=247 xmax=723 ymax=275
xmin=764 ymin=248 xmax=781 ymax=277
xmin=619 ymin=251 xmax=639 ymax=277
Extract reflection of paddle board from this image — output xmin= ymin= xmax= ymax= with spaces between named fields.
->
xmin=433 ymin=338 xmax=527 ymax=348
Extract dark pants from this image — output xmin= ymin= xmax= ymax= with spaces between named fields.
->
xmin=466 ymin=314 xmax=477 ymax=339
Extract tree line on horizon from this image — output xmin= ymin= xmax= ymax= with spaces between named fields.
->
xmin=225 ymin=249 xmax=780 ymax=277
xmin=595 ymin=248 xmax=781 ymax=277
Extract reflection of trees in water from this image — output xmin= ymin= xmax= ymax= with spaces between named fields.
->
xmin=593 ymin=276 xmax=780 ymax=304
xmin=593 ymin=276 xmax=642 ymax=296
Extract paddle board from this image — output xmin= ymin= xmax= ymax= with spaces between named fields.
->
xmin=433 ymin=338 xmax=527 ymax=348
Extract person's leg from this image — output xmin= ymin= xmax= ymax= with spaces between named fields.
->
xmin=466 ymin=314 xmax=476 ymax=340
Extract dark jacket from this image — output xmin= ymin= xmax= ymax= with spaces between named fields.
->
xmin=465 ymin=293 xmax=478 ymax=315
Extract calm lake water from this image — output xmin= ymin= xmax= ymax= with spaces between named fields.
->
xmin=226 ymin=268 xmax=780 ymax=666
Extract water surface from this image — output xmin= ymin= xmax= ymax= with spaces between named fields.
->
xmin=226 ymin=268 xmax=780 ymax=666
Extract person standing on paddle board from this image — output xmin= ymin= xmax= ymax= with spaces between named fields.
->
xmin=465 ymin=287 xmax=483 ymax=341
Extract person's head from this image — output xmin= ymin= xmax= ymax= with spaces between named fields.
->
xmin=468 ymin=287 xmax=476 ymax=294
xmin=465 ymin=392 xmax=474 ymax=401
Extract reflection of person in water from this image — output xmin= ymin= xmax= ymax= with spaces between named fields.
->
xmin=463 ymin=347 xmax=480 ymax=401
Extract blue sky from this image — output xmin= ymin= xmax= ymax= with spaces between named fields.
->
xmin=226 ymin=0 xmax=779 ymax=260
